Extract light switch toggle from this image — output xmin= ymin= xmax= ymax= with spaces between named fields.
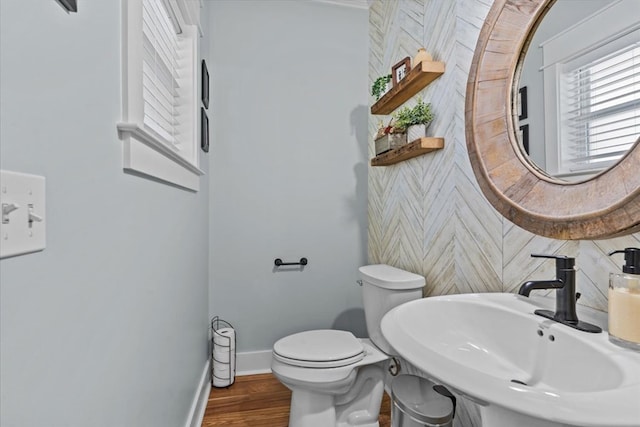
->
xmin=0 ymin=170 xmax=46 ymax=259
xmin=28 ymin=204 xmax=43 ymax=227
xmin=2 ymin=202 xmax=20 ymax=224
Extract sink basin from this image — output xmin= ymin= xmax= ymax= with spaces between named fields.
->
xmin=380 ymin=293 xmax=640 ymax=427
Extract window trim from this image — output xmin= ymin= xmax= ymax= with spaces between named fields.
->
xmin=118 ymin=0 xmax=204 ymax=191
xmin=117 ymin=123 xmax=203 ymax=174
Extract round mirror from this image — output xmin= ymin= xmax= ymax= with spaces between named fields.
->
xmin=514 ymin=0 xmax=639 ymax=183
xmin=466 ymin=0 xmax=640 ymax=240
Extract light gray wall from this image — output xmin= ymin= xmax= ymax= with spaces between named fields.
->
xmin=0 ymin=2 xmax=210 ymax=426
xmin=208 ymin=0 xmax=370 ymax=352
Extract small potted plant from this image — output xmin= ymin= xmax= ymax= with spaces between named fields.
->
xmin=371 ymin=74 xmax=392 ymax=101
xmin=374 ymin=119 xmax=407 ymax=155
xmin=393 ymin=98 xmax=434 ymax=141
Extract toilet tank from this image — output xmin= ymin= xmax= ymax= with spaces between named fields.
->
xmin=359 ymin=264 xmax=425 ymax=355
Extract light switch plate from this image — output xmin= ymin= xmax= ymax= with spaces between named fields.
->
xmin=0 ymin=170 xmax=46 ymax=259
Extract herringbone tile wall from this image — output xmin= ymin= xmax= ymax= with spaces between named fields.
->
xmin=368 ymin=0 xmax=640 ymax=312
xmin=369 ymin=2 xmax=639 ymax=424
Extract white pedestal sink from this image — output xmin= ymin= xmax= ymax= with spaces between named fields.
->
xmin=380 ymin=293 xmax=640 ymax=427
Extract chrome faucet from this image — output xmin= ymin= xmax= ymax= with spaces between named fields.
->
xmin=518 ymin=254 xmax=602 ymax=333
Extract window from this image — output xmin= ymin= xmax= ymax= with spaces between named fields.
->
xmin=540 ymin=0 xmax=640 ymax=180
xmin=560 ymin=43 xmax=640 ymax=173
xmin=118 ymin=0 xmax=203 ymax=191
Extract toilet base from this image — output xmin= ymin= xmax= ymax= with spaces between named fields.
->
xmin=273 ymin=339 xmax=388 ymax=427
xmin=285 ymin=364 xmax=385 ymax=427
xmin=335 ymin=365 xmax=385 ymax=427
xmin=289 ymin=389 xmax=337 ymax=427
xmin=287 ymin=383 xmax=383 ymax=427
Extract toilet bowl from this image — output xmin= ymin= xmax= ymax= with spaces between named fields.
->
xmin=272 ymin=332 xmax=388 ymax=427
xmin=271 ymin=265 xmax=425 ymax=427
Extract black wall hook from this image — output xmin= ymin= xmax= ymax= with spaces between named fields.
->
xmin=274 ymin=258 xmax=308 ymax=267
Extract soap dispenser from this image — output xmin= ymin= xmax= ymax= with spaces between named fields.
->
xmin=608 ymin=248 xmax=640 ymax=351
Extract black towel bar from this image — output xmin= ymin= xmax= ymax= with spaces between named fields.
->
xmin=274 ymin=258 xmax=308 ymax=267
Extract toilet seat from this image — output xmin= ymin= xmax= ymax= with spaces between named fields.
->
xmin=273 ymin=330 xmax=365 ymax=368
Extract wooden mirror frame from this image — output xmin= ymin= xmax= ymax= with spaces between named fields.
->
xmin=465 ymin=0 xmax=640 ymax=240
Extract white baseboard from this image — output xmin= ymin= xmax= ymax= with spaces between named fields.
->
xmin=184 ymin=360 xmax=211 ymax=427
xmin=236 ymin=350 xmax=272 ymax=376
xmin=182 ymin=351 xmax=272 ymax=427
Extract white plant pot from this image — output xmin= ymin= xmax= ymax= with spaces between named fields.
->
xmin=374 ymin=133 xmax=407 ymax=155
xmin=375 ymin=81 xmax=391 ymax=100
xmin=407 ymin=124 xmax=428 ymax=141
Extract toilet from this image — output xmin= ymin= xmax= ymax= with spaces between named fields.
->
xmin=271 ymin=264 xmax=425 ymax=427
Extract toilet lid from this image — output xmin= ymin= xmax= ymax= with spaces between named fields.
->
xmin=273 ymin=330 xmax=365 ymax=368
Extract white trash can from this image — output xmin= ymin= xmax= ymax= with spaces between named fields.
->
xmin=391 ymin=375 xmax=455 ymax=427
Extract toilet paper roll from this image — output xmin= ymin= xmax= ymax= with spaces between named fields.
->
xmin=213 ymin=348 xmax=231 ymax=363
xmin=214 ymin=327 xmax=236 ymax=348
xmin=213 ymin=327 xmax=235 ymax=365
xmin=214 ymin=362 xmax=230 ymax=376
xmin=212 ymin=328 xmax=236 ymax=388
xmin=212 ymin=348 xmax=235 ymax=368
xmin=213 ymin=358 xmax=236 ymax=388
xmin=213 ymin=375 xmax=235 ymax=388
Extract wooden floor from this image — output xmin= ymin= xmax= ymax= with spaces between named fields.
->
xmin=201 ymin=373 xmax=391 ymax=427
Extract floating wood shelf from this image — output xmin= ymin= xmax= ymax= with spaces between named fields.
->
xmin=371 ymin=61 xmax=445 ymax=115
xmin=371 ymin=137 xmax=444 ymax=166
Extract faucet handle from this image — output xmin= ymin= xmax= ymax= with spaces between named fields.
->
xmin=531 ymin=253 xmax=575 ymax=269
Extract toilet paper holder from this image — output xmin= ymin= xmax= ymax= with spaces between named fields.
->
xmin=210 ymin=316 xmax=236 ymax=388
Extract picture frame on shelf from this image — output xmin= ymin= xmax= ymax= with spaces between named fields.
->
xmin=201 ymin=60 xmax=210 ymax=109
xmin=391 ymin=57 xmax=411 ymax=86
xmin=201 ymin=107 xmax=209 ymax=153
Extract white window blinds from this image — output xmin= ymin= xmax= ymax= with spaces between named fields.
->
xmin=119 ymin=0 xmax=201 ymax=190
xmin=142 ymin=0 xmax=182 ymax=149
xmin=562 ymin=43 xmax=640 ymax=171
